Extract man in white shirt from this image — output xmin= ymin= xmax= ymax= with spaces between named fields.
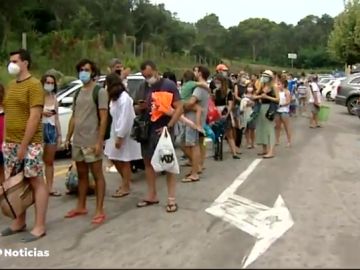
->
xmin=308 ymin=76 xmax=322 ymax=128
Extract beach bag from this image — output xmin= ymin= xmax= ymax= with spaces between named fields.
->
xmin=0 ymin=162 xmax=34 ymax=219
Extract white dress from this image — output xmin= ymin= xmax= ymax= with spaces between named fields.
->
xmin=104 ymin=92 xmax=142 ymax=162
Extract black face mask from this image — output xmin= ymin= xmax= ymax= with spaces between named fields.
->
xmin=115 ymin=70 xmax=121 ymax=76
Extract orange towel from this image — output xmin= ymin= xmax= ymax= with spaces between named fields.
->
xmin=151 ymin=91 xmax=174 ymax=122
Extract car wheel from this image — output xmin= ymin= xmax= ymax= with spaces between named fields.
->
xmin=326 ymin=92 xmax=332 ymax=101
xmin=347 ymin=96 xmax=359 ymax=115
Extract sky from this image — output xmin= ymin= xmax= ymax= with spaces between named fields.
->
xmin=150 ymin=0 xmax=345 ymax=28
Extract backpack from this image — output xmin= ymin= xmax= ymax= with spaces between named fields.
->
xmin=74 ymin=85 xmax=112 ymax=140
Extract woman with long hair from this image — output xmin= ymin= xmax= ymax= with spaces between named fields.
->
xmin=41 ymin=74 xmax=62 ymax=196
xmin=213 ymin=75 xmax=240 ymax=159
xmin=275 ymin=75 xmax=292 ymax=147
xmin=253 ymin=70 xmax=279 ymax=159
xmin=104 ymin=73 xmax=142 ymax=198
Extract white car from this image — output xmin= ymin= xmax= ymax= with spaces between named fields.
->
xmin=321 ymin=79 xmax=336 ymax=101
xmin=330 ymin=77 xmax=347 ymax=100
xmin=56 ymin=74 xmax=145 ymax=152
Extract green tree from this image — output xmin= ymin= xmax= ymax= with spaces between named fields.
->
xmin=328 ymin=0 xmax=360 ymax=65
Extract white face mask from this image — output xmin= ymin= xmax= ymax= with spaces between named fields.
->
xmin=44 ymin=83 xmax=54 ymax=92
xmin=8 ymin=62 xmax=20 ymax=76
xmin=146 ymin=76 xmax=157 ymax=85
xmin=215 ymin=83 xmax=222 ymax=89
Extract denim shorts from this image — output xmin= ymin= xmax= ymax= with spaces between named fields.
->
xmin=43 ymin=123 xmax=57 ymax=145
xmin=276 ymin=112 xmax=290 ymax=118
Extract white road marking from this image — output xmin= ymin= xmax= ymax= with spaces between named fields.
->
xmin=205 ymin=159 xmax=294 ymax=268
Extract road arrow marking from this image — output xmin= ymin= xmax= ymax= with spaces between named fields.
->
xmin=242 ymin=196 xmax=294 ymax=268
xmin=205 ymin=159 xmax=294 ymax=268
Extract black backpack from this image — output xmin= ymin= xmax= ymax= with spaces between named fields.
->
xmin=73 ymin=85 xmax=112 ymax=140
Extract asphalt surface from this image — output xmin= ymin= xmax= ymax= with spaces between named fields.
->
xmin=1 ymin=101 xmax=360 ymax=268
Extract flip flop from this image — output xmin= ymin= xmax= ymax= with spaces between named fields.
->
xmin=182 ymin=176 xmax=200 ymax=183
xmin=49 ymin=191 xmax=62 ymax=197
xmin=136 ymin=200 xmax=160 ymax=208
xmin=166 ymin=203 xmax=178 ymax=213
xmin=91 ymin=214 xmax=106 ymax=225
xmin=1 ymin=225 xmax=27 ymax=237
xmin=263 ymin=156 xmax=275 ymax=159
xmin=64 ymin=209 xmax=88 ymax=218
xmin=111 ymin=190 xmax=130 ymax=198
xmin=21 ymin=232 xmax=46 ymax=243
xmin=257 ymin=152 xmax=267 ymax=156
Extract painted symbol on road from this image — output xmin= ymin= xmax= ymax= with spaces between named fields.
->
xmin=205 ymin=159 xmax=294 ymax=268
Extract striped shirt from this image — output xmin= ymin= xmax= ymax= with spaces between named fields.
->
xmin=4 ymin=77 xmax=44 ymax=144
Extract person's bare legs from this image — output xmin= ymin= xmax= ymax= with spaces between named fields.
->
xmin=226 ymin=129 xmax=238 ymax=156
xmin=43 ymin=144 xmax=57 ymax=194
xmin=188 ymin=145 xmax=200 ymax=179
xmin=112 ymin=160 xmax=131 ymax=194
xmin=275 ymin=115 xmax=282 ymax=145
xmin=250 ymin=129 xmax=256 ymax=148
xmin=142 ymin=158 xmax=158 ymax=202
xmin=166 ymin=172 xmax=177 ymax=212
xmin=74 ymin=161 xmax=89 ymax=211
xmin=282 ymin=116 xmax=292 ymax=147
xmin=28 ymin=176 xmax=49 ymax=236
xmin=245 ymin=128 xmax=251 ymax=147
xmin=89 ymin=160 xmax=106 ymax=217
xmin=199 ymin=137 xmax=206 ymax=171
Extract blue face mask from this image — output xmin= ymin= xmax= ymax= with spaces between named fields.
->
xmin=79 ymin=71 xmax=91 ymax=84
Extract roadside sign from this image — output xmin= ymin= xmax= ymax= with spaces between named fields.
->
xmin=288 ymin=53 xmax=297 ymax=60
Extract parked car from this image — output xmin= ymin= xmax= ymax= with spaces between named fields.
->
xmin=318 ymin=77 xmax=334 ymax=93
xmin=335 ymin=74 xmax=360 ymax=114
xmin=330 ymin=77 xmax=346 ymax=100
xmin=321 ymin=79 xmax=336 ymax=101
xmin=56 ymin=73 xmax=145 ymax=151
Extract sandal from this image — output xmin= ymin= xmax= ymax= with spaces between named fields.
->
xmin=91 ymin=214 xmax=106 ymax=225
xmin=21 ymin=232 xmax=46 ymax=243
xmin=182 ymin=176 xmax=200 ymax=183
xmin=263 ymin=155 xmax=275 ymax=159
xmin=111 ymin=189 xmax=130 ymax=198
xmin=64 ymin=209 xmax=88 ymax=218
xmin=166 ymin=198 xmax=178 ymax=213
xmin=136 ymin=200 xmax=160 ymax=208
xmin=49 ymin=191 xmax=62 ymax=197
xmin=257 ymin=152 xmax=267 ymax=156
xmin=1 ymin=224 xmax=27 ymax=237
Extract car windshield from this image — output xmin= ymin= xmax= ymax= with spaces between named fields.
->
xmin=56 ymin=82 xmax=79 ymax=97
xmin=127 ymin=79 xmax=145 ymax=97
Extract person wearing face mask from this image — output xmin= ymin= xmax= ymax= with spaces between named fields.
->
xmin=64 ymin=59 xmax=109 ymax=225
xmin=107 ymin=58 xmax=131 ymax=89
xmin=252 ymin=70 xmax=280 ymax=159
xmin=209 ymin=63 xmax=234 ymax=92
xmin=240 ymin=82 xmax=256 ymax=149
xmin=1 ymin=49 xmax=48 ymax=242
xmin=136 ymin=60 xmax=183 ymax=213
xmin=41 ymin=74 xmax=62 ymax=197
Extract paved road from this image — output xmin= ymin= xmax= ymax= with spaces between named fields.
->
xmin=1 ymin=102 xmax=360 ymax=268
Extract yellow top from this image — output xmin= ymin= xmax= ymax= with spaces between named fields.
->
xmin=4 ymin=77 xmax=44 ymax=144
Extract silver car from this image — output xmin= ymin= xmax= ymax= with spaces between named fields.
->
xmin=335 ymin=74 xmax=360 ymax=114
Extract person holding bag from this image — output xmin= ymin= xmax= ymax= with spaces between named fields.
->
xmin=1 ymin=49 xmax=48 ymax=242
xmin=252 ymin=70 xmax=279 ymax=159
xmin=136 ymin=60 xmax=183 ymax=213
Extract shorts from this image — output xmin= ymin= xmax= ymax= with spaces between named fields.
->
xmin=141 ymin=128 xmax=175 ymax=160
xmin=310 ymin=103 xmax=320 ymax=115
xmin=3 ymin=143 xmax=44 ymax=178
xmin=246 ymin=119 xmax=256 ymax=130
xmin=276 ymin=112 xmax=290 ymax=118
xmin=180 ymin=125 xmax=199 ymax=147
xmin=72 ymin=145 xmax=103 ymax=163
xmin=43 ymin=123 xmax=57 ymax=145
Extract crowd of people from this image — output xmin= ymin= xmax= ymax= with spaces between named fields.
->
xmin=0 ymin=49 xmax=323 ymax=243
